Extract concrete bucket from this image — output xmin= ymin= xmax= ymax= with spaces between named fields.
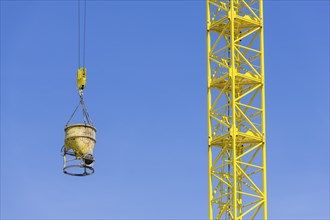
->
xmin=63 ymin=124 xmax=96 ymax=176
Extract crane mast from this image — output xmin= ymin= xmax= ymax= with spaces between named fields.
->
xmin=207 ymin=0 xmax=267 ymax=219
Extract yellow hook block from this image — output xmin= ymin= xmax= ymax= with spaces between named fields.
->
xmin=77 ymin=67 xmax=86 ymax=90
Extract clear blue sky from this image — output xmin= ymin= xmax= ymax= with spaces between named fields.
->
xmin=1 ymin=0 xmax=329 ymax=219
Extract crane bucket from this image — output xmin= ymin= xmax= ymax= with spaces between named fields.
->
xmin=63 ymin=124 xmax=97 ymax=176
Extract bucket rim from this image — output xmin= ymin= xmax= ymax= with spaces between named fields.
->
xmin=65 ymin=124 xmax=96 ymax=132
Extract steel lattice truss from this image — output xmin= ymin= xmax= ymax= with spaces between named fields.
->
xmin=207 ymin=0 xmax=267 ymax=219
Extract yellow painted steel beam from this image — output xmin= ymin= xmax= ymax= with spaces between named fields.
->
xmin=207 ymin=0 xmax=267 ymax=219
xmin=207 ymin=1 xmax=214 ymax=219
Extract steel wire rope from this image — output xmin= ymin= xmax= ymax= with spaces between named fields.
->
xmin=66 ymin=99 xmax=81 ymax=126
xmin=78 ymin=0 xmax=87 ymax=68
xmin=78 ymin=0 xmax=80 ymax=69
xmin=73 ymin=0 xmax=93 ymax=126
xmin=83 ymin=0 xmax=86 ymax=68
xmin=81 ymin=95 xmax=93 ymax=125
xmin=66 ymin=94 xmax=93 ymax=126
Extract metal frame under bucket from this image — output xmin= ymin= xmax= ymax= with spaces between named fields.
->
xmin=62 ymin=124 xmax=96 ymax=176
xmin=62 ymin=149 xmax=95 ymax=176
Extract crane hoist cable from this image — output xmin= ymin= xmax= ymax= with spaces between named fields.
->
xmin=78 ymin=0 xmax=87 ymax=69
xmin=65 ymin=0 xmax=93 ymax=126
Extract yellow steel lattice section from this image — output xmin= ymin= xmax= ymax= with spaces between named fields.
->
xmin=207 ymin=0 xmax=267 ymax=219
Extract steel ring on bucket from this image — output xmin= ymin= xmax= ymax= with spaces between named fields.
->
xmin=63 ymin=164 xmax=94 ymax=176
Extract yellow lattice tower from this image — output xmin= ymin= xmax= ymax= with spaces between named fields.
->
xmin=207 ymin=0 xmax=267 ymax=219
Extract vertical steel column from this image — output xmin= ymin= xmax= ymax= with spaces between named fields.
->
xmin=229 ymin=0 xmax=238 ymax=218
xmin=206 ymin=1 xmax=214 ymax=219
xmin=259 ymin=0 xmax=268 ymax=218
